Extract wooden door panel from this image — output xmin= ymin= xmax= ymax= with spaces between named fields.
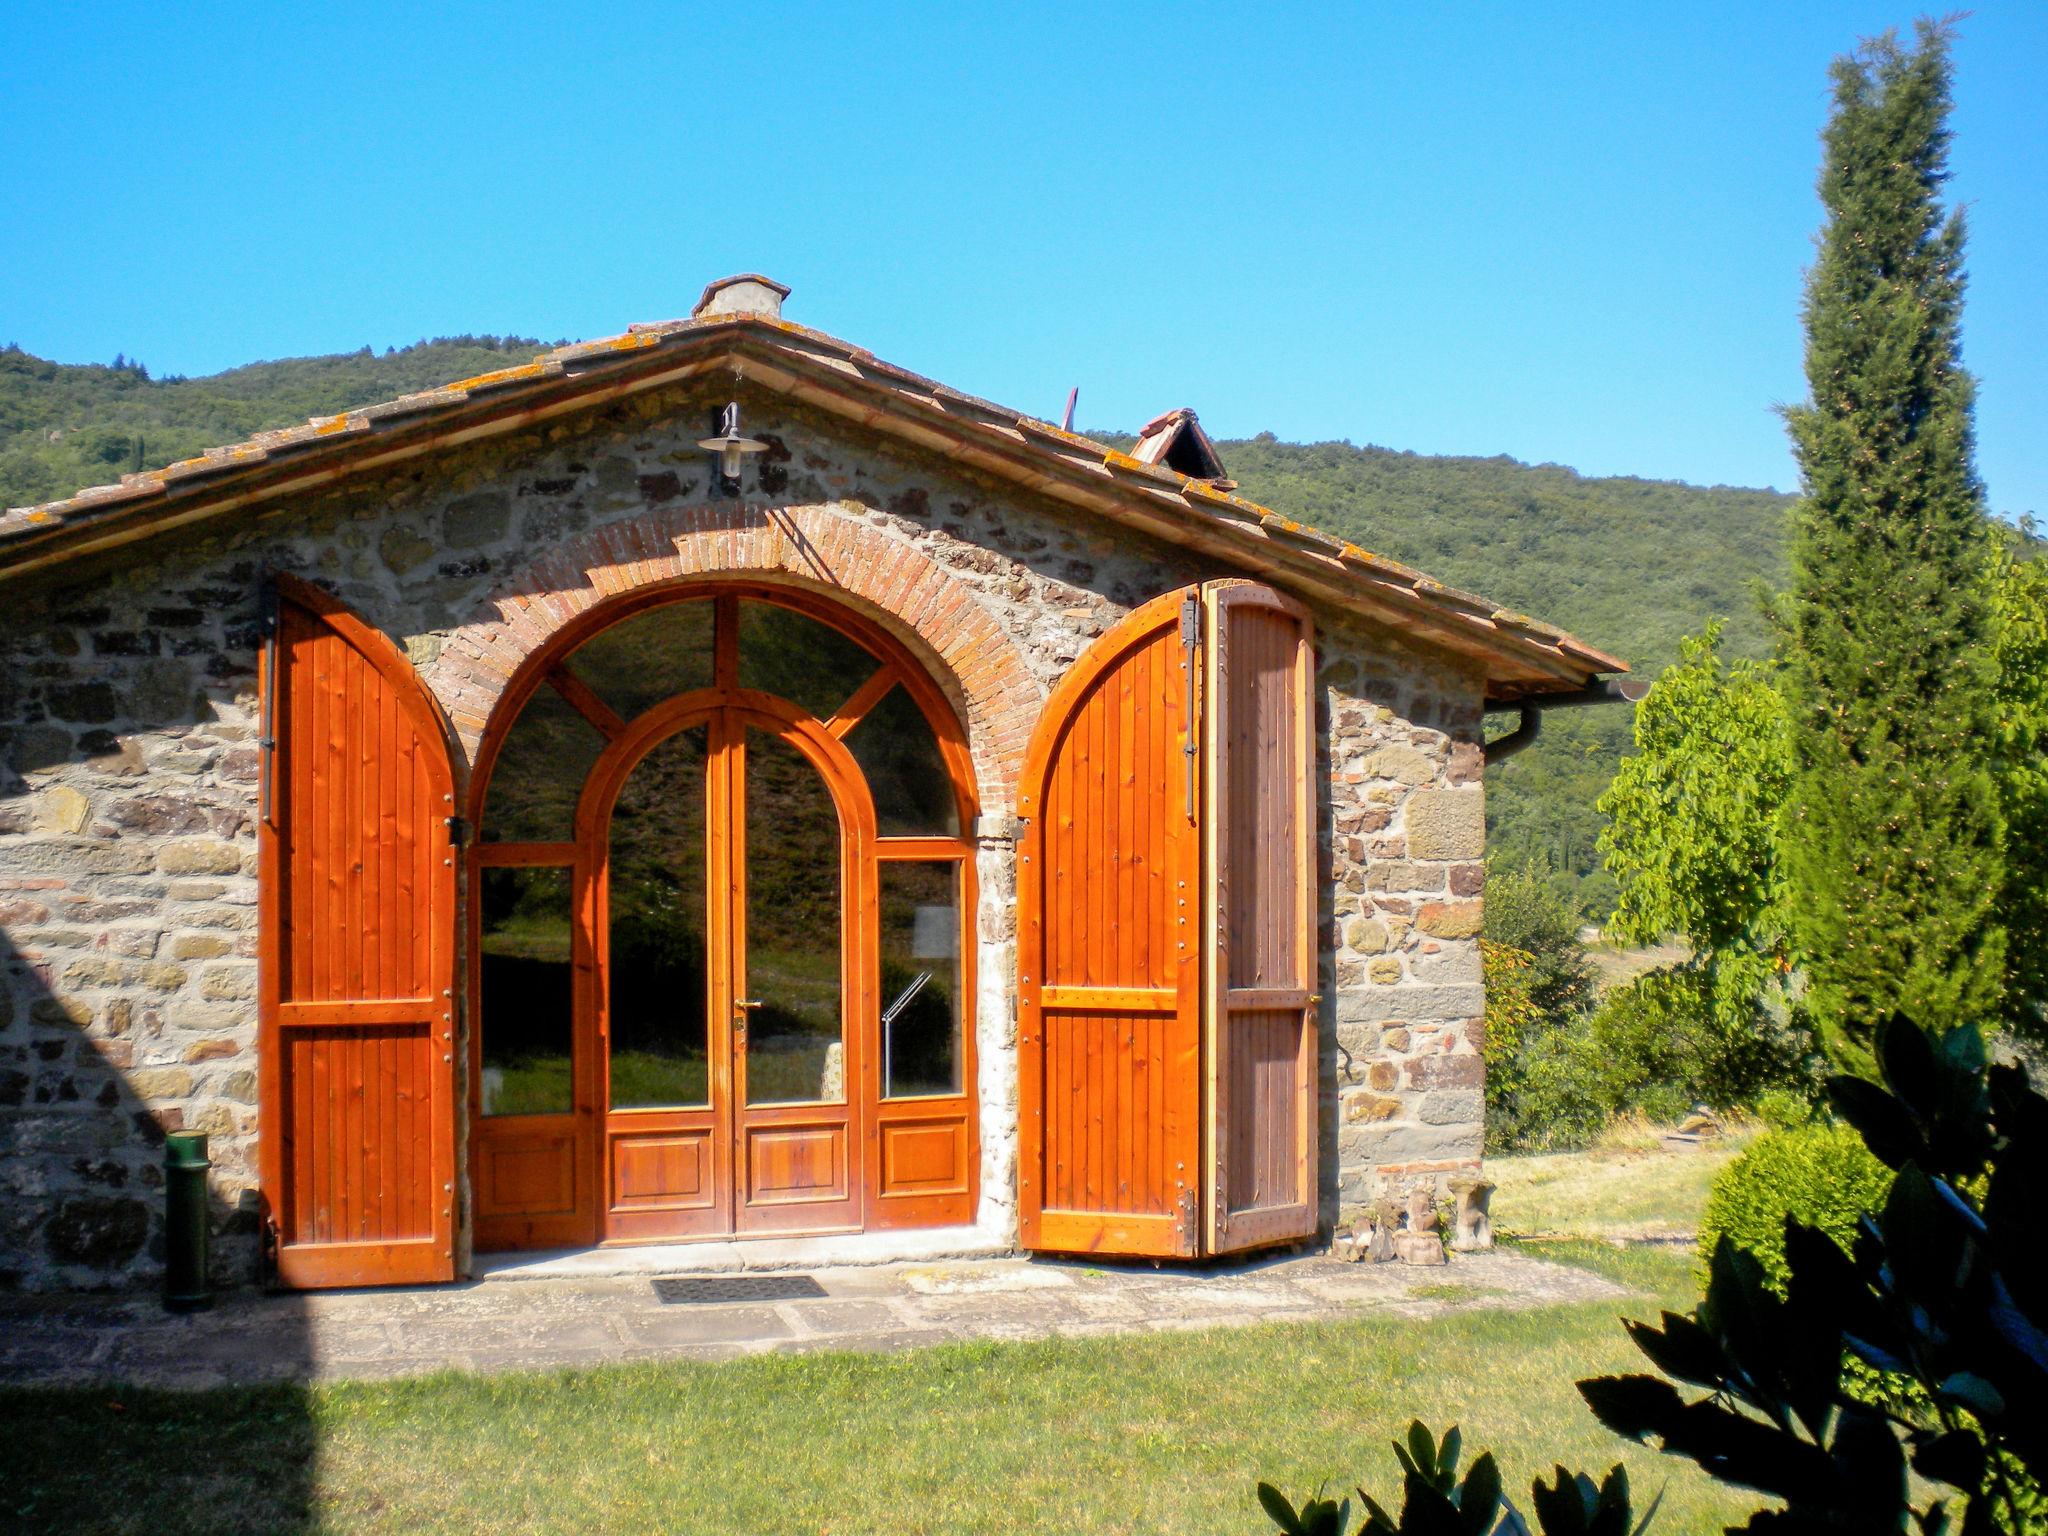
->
xmin=729 ymin=710 xmax=870 ymax=1235
xmin=592 ymin=707 xmax=732 ymax=1243
xmin=1039 ymin=1007 xmax=1188 ymax=1217
xmin=261 ymin=576 xmax=456 ymax=1289
xmin=281 ymin=1024 xmax=434 ymax=1242
xmin=879 ymin=1119 xmax=968 ymax=1194
xmin=612 ymin=1132 xmax=717 ymax=1209
xmin=1205 ymin=582 xmax=1319 ymax=1254
xmin=1223 ymin=1008 xmax=1311 ymax=1208
xmin=476 ymin=1127 xmax=579 ymax=1218
xmin=1019 ymin=591 xmax=1202 ymax=1257
xmin=744 ymin=1122 xmax=848 ymax=1204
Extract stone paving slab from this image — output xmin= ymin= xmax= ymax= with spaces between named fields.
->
xmin=0 ymin=1249 xmax=1628 ymax=1391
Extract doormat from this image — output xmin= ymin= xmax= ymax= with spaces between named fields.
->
xmin=652 ymin=1274 xmax=828 ymax=1304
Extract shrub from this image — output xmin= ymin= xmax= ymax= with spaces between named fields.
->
xmin=1264 ymin=1017 xmax=2047 ymax=1534
xmin=1258 ymin=1420 xmax=1651 ymax=1536
xmin=1482 ymin=861 xmax=1595 ymax=1020
xmin=1695 ymin=1120 xmax=1892 ymax=1294
xmin=1749 ymin=1085 xmax=1818 ymax=1131
xmin=1495 ymin=1025 xmax=1610 ymax=1151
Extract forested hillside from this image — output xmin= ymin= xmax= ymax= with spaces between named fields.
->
xmin=1 ymin=338 xmax=1799 ymax=914
xmin=1211 ymin=435 xmax=1795 ymax=912
xmin=0 ymin=337 xmax=555 ymax=509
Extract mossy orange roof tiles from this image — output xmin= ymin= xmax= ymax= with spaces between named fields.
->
xmin=0 ymin=306 xmax=1624 ymax=698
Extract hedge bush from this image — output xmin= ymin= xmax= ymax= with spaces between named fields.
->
xmin=1696 ymin=1121 xmax=1893 ymax=1294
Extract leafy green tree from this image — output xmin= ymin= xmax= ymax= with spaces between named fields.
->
xmin=1598 ymin=624 xmax=1794 ymax=1038
xmin=1483 ymin=859 xmax=1595 ymax=1023
xmin=1992 ymin=542 xmax=2048 ymax=1040
xmin=1481 ymin=859 xmax=1605 ymax=1148
xmin=1777 ymin=21 xmax=2006 ymax=1073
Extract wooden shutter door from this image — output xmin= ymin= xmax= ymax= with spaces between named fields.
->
xmin=1018 ymin=589 xmax=1202 ymax=1256
xmin=1203 ymin=581 xmax=1319 ymax=1252
xmin=259 ymin=575 xmax=457 ymax=1288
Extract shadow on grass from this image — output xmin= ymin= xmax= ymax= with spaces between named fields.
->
xmin=0 ymin=1380 xmax=318 ymax=1535
xmin=2 ymin=904 xmax=318 ymax=1531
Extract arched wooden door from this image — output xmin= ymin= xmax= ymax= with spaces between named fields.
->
xmin=1018 ymin=580 xmax=1318 ymax=1258
xmin=258 ymin=575 xmax=458 ymax=1289
xmin=1017 ymin=590 xmax=1203 ymax=1255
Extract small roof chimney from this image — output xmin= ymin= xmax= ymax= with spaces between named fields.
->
xmin=693 ymin=274 xmax=791 ymax=321
xmin=1131 ymin=408 xmax=1235 ymax=490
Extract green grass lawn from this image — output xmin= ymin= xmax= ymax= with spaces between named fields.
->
xmin=1487 ymin=1129 xmax=1747 ymax=1242
xmin=0 ymin=1244 xmax=1762 ymax=1535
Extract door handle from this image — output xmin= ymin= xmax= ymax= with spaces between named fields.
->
xmin=734 ymin=998 xmax=763 ymax=1037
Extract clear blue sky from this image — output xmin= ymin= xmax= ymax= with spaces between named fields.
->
xmin=4 ymin=3 xmax=2043 ymax=516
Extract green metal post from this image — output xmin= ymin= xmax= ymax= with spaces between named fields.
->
xmin=163 ymin=1131 xmax=213 ymax=1312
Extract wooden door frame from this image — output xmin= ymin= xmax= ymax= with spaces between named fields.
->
xmin=257 ymin=572 xmax=461 ymax=1287
xmin=466 ymin=581 xmax=982 ymax=1253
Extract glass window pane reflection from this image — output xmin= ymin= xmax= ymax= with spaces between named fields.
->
xmin=608 ymin=725 xmax=712 ymax=1108
xmin=564 ymin=601 xmax=714 ymax=725
xmin=744 ymin=730 xmax=845 ymax=1105
xmin=880 ymin=862 xmax=962 ymax=1098
xmin=479 ymin=866 xmax=574 ymax=1116
xmin=845 ymin=685 xmax=959 ymax=837
xmin=738 ymin=601 xmax=877 ymax=722
xmin=483 ymin=685 xmax=607 ymax=843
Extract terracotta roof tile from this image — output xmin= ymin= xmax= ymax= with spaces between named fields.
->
xmin=0 ymin=305 xmax=1626 ymax=694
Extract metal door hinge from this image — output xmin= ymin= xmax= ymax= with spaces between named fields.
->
xmin=258 ymin=575 xmax=280 ymax=829
xmin=445 ymin=816 xmax=472 ymax=847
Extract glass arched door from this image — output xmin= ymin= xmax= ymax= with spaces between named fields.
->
xmin=468 ymin=588 xmax=979 ymax=1252
xmin=593 ymin=701 xmax=868 ymax=1240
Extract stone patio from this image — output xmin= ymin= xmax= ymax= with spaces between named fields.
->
xmin=0 ymin=1249 xmax=1627 ymax=1390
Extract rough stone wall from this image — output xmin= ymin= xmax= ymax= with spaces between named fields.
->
xmin=1317 ymin=629 xmax=1489 ymax=1229
xmin=0 ymin=577 xmax=266 ymax=1291
xmin=0 ymin=381 xmax=1487 ymax=1290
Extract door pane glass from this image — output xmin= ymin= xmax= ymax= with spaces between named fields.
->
xmin=608 ymin=725 xmax=711 ymax=1108
xmin=482 ymin=683 xmax=607 ymax=842
xmin=880 ymin=861 xmax=963 ymax=1097
xmin=563 ymin=600 xmax=714 ymax=725
xmin=744 ymin=729 xmax=844 ymax=1104
xmin=479 ymin=866 xmax=574 ymax=1116
xmin=844 ymin=684 xmax=960 ymax=836
xmin=738 ymin=600 xmax=877 ymax=722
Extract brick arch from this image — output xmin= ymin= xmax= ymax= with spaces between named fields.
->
xmin=420 ymin=501 xmax=1045 ymax=807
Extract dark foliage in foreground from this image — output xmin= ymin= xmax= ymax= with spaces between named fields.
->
xmin=1258 ymin=1419 xmax=1659 ymax=1535
xmin=1579 ymin=1017 xmax=2043 ymax=1531
xmin=1263 ymin=1017 xmax=2045 ymax=1533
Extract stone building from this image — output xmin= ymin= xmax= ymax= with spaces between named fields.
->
xmin=0 ymin=277 xmax=1623 ymax=1291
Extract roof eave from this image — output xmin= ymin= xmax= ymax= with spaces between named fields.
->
xmin=0 ymin=315 xmax=1625 ymax=698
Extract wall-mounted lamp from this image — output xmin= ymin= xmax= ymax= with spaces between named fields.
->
xmin=698 ymin=402 xmax=769 ymax=490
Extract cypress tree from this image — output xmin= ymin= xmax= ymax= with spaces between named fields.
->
xmin=1779 ymin=21 xmax=2005 ymax=1074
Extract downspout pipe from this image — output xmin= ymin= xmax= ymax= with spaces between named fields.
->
xmin=1484 ymin=675 xmax=1652 ymax=766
